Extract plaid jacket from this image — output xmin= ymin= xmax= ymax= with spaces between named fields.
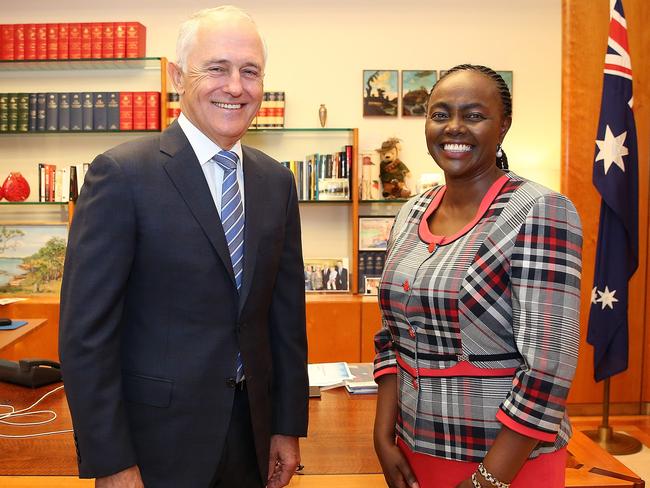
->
xmin=374 ymin=173 xmax=582 ymax=462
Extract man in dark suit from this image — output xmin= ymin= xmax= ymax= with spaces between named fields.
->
xmin=58 ymin=6 xmax=308 ymax=488
xmin=335 ymin=260 xmax=349 ymax=291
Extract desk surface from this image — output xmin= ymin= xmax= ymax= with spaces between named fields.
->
xmin=0 ymin=383 xmax=644 ymax=487
xmin=0 ymin=319 xmax=47 ymax=353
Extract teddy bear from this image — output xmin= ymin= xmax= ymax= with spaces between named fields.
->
xmin=376 ymin=137 xmax=411 ymax=199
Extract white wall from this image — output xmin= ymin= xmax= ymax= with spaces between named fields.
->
xmin=2 ymin=0 xmax=561 ymax=257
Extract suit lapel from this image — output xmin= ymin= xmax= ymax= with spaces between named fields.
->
xmin=239 ymin=146 xmax=265 ymax=310
xmin=160 ymin=122 xmax=237 ymax=288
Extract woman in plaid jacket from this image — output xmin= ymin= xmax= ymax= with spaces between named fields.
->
xmin=373 ymin=65 xmax=582 ymax=488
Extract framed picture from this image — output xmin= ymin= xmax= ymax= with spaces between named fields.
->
xmin=402 ymin=70 xmax=437 ymax=116
xmin=364 ymin=276 xmax=381 ymax=296
xmin=304 ymin=258 xmax=349 ymax=292
xmin=359 ymin=216 xmax=394 ymax=251
xmin=363 ymin=70 xmax=398 ymax=116
xmin=0 ymin=224 xmax=68 ymax=295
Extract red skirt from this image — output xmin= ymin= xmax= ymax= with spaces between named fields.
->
xmin=397 ymin=437 xmax=567 ymax=488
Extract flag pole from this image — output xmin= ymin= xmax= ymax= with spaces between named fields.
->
xmin=584 ymin=378 xmax=641 ymax=455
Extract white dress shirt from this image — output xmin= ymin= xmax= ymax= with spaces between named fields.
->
xmin=177 ymin=113 xmax=245 ymax=217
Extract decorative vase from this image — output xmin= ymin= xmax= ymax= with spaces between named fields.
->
xmin=2 ymin=172 xmax=30 ymax=202
xmin=318 ymin=104 xmax=327 ymax=128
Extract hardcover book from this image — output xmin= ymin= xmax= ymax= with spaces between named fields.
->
xmin=46 ymin=23 xmax=58 ymax=60
xmin=57 ymin=23 xmax=69 ymax=59
xmin=70 ymin=93 xmax=82 ymax=130
xmin=90 ymin=23 xmax=103 ymax=59
xmin=167 ymin=92 xmax=180 ymax=126
xmin=132 ymin=92 xmax=147 ymax=130
xmin=119 ymin=92 xmax=133 ymax=130
xmin=93 ymin=92 xmax=107 ymax=130
xmin=114 ymin=22 xmax=126 ymax=58
xmin=46 ymin=93 xmax=59 ymax=131
xmin=14 ymin=24 xmax=25 ymax=60
xmin=107 ymin=92 xmax=119 ymax=130
xmin=102 ymin=22 xmax=114 ymax=58
xmin=82 ymin=92 xmax=93 ymax=131
xmin=35 ymin=24 xmax=47 ymax=60
xmin=145 ymin=91 xmax=160 ymax=130
xmin=1 ymin=25 xmax=14 ymax=60
xmin=36 ymin=93 xmax=47 ymax=131
xmin=59 ymin=93 xmax=71 ymax=131
xmin=17 ymin=93 xmax=29 ymax=132
xmin=68 ymin=23 xmax=81 ymax=59
xmin=125 ymin=22 xmax=146 ymax=58
xmin=0 ymin=94 xmax=8 ymax=132
xmin=80 ymin=23 xmax=92 ymax=59
xmin=8 ymin=93 xmax=18 ymax=132
xmin=28 ymin=93 xmax=37 ymax=131
xmin=24 ymin=24 xmax=37 ymax=60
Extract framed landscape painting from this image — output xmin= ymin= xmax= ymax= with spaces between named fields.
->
xmin=363 ymin=70 xmax=398 ymax=116
xmin=402 ymin=70 xmax=437 ymax=116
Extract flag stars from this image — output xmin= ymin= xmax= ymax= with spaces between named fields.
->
xmin=595 ymin=125 xmax=628 ymax=175
xmin=594 ymin=286 xmax=619 ymax=310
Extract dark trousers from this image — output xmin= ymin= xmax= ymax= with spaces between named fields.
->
xmin=210 ymin=383 xmax=263 ymax=488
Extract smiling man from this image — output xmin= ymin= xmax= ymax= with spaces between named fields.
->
xmin=59 ymin=6 xmax=308 ymax=488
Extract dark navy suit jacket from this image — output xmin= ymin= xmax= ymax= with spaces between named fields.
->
xmin=59 ymin=121 xmax=309 ymax=487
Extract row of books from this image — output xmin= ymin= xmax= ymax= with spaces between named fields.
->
xmin=250 ymin=92 xmax=285 ymax=128
xmin=279 ymin=146 xmax=353 ymax=201
xmin=167 ymin=93 xmax=180 ymax=127
xmin=0 ymin=92 xmax=160 ymax=132
xmin=37 ymin=163 xmax=89 ymax=202
xmin=0 ymin=22 xmax=146 ymax=61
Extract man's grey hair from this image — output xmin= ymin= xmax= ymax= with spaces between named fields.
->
xmin=175 ymin=5 xmax=268 ymax=71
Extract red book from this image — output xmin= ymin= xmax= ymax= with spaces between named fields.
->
xmin=47 ymin=164 xmax=56 ymax=202
xmin=80 ymin=23 xmax=92 ymax=59
xmin=24 ymin=24 xmax=36 ymax=60
xmin=114 ymin=22 xmax=126 ymax=58
xmin=68 ymin=23 xmax=81 ymax=59
xmin=145 ymin=92 xmax=160 ymax=130
xmin=46 ymin=23 xmax=58 ymax=60
xmin=35 ymin=24 xmax=47 ymax=59
xmin=0 ymin=25 xmax=14 ymax=60
xmin=119 ymin=92 xmax=133 ymax=131
xmin=133 ymin=92 xmax=147 ymax=130
xmin=125 ymin=22 xmax=146 ymax=58
xmin=102 ymin=22 xmax=114 ymax=58
xmin=90 ymin=22 xmax=103 ymax=58
xmin=14 ymin=24 xmax=25 ymax=60
xmin=58 ymin=23 xmax=69 ymax=59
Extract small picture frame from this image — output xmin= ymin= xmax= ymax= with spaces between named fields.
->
xmin=364 ymin=276 xmax=381 ymax=296
xmin=359 ymin=216 xmax=394 ymax=251
xmin=363 ymin=70 xmax=398 ymax=117
xmin=304 ymin=258 xmax=349 ymax=292
xmin=402 ymin=70 xmax=437 ymax=116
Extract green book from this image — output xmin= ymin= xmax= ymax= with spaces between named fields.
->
xmin=8 ymin=93 xmax=18 ymax=132
xmin=17 ymin=93 xmax=30 ymax=133
xmin=0 ymin=94 xmax=8 ymax=133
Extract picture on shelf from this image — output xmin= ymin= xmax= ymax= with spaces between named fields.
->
xmin=304 ymin=258 xmax=349 ymax=292
xmin=364 ymin=276 xmax=381 ymax=296
xmin=359 ymin=216 xmax=395 ymax=251
xmin=0 ymin=224 xmax=67 ymax=295
xmin=317 ymin=178 xmax=350 ymax=200
xmin=363 ymin=70 xmax=398 ymax=117
xmin=401 ymin=70 xmax=437 ymax=116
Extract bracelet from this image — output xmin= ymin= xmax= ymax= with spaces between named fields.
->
xmin=477 ymin=462 xmax=511 ymax=488
xmin=470 ymin=472 xmax=483 ymax=488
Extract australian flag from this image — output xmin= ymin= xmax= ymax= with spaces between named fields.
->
xmin=587 ymin=0 xmax=639 ymax=382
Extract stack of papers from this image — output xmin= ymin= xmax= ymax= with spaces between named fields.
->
xmin=307 ymin=362 xmax=377 ymax=395
xmin=345 ymin=363 xmax=377 ymax=394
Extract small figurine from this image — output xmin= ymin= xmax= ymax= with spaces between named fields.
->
xmin=376 ymin=137 xmax=411 ymax=199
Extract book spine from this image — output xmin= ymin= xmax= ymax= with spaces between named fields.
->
xmin=1 ymin=24 xmax=14 ymax=60
xmin=38 ymin=163 xmax=46 ymax=202
xmin=8 ymin=93 xmax=18 ymax=132
xmin=145 ymin=91 xmax=160 ymax=130
xmin=46 ymin=23 xmax=58 ymax=60
xmin=82 ymin=92 xmax=93 ymax=130
xmin=278 ymin=91 xmax=285 ymax=127
xmin=28 ymin=93 xmax=37 ymax=131
xmin=61 ymin=167 xmax=70 ymax=202
xmin=55 ymin=168 xmax=63 ymax=202
xmin=14 ymin=24 xmax=25 ymax=60
xmin=69 ymin=165 xmax=78 ymax=202
xmin=0 ymin=93 xmax=8 ymax=132
xmin=68 ymin=23 xmax=81 ymax=59
xmin=345 ymin=145 xmax=353 ymax=180
xmin=35 ymin=24 xmax=47 ymax=60
xmin=24 ymin=24 xmax=36 ymax=60
xmin=119 ymin=92 xmax=133 ymax=130
xmin=17 ymin=92 xmax=29 ymax=132
xmin=59 ymin=92 xmax=70 ymax=131
xmin=70 ymin=92 xmax=82 ymax=130
xmin=47 ymin=164 xmax=56 ymax=202
xmin=132 ymin=92 xmax=147 ymax=130
xmin=125 ymin=22 xmax=146 ymax=58
xmin=90 ymin=22 xmax=103 ymax=59
xmin=36 ymin=93 xmax=46 ymax=131
xmin=102 ymin=22 xmax=114 ymax=59
xmin=114 ymin=22 xmax=126 ymax=58
xmin=166 ymin=92 xmax=180 ymax=126
xmin=80 ymin=23 xmax=92 ymax=59
xmin=106 ymin=92 xmax=119 ymax=130
xmin=57 ymin=23 xmax=69 ymax=59
xmin=93 ymin=92 xmax=107 ymax=130
xmin=46 ymin=93 xmax=59 ymax=130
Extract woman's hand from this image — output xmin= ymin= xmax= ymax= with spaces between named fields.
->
xmin=374 ymin=436 xmax=419 ymax=488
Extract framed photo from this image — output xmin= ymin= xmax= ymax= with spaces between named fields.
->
xmin=363 ymin=70 xmax=398 ymax=116
xmin=0 ymin=224 xmax=68 ymax=295
xmin=304 ymin=258 xmax=349 ymax=292
xmin=364 ymin=276 xmax=381 ymax=296
xmin=402 ymin=70 xmax=437 ymax=116
xmin=359 ymin=216 xmax=394 ymax=251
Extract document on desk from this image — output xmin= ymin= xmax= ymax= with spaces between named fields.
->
xmin=308 ymin=362 xmax=354 ymax=388
xmin=0 ymin=298 xmax=27 ymax=306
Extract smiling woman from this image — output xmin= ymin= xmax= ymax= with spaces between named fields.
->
xmin=373 ymin=64 xmax=583 ymax=488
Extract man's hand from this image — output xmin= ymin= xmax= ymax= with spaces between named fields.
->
xmin=95 ymin=465 xmax=144 ymax=488
xmin=266 ymin=434 xmax=300 ymax=488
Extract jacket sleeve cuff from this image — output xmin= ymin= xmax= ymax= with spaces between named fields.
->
xmin=374 ymin=365 xmax=398 ymax=381
xmin=496 ymin=409 xmax=557 ymax=442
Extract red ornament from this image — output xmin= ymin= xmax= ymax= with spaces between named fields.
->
xmin=2 ymin=172 xmax=31 ymax=202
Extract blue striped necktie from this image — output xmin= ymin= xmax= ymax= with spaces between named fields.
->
xmin=213 ymin=149 xmax=245 ymax=382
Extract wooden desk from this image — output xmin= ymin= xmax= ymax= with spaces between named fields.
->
xmin=0 ymin=384 xmax=644 ymax=487
xmin=0 ymin=319 xmax=47 ymax=354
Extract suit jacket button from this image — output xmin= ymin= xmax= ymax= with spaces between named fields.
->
xmin=226 ymin=378 xmax=237 ymax=388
